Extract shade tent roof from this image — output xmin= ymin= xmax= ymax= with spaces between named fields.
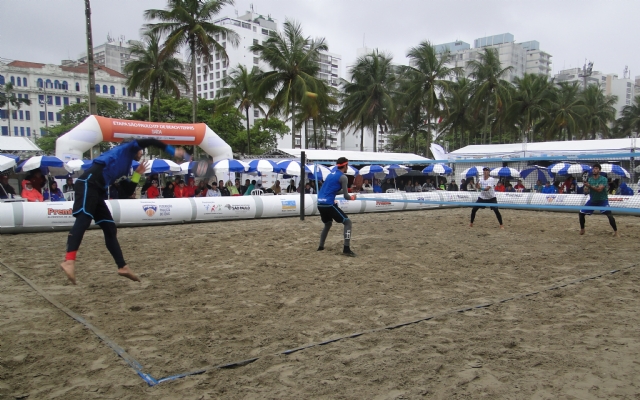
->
xmin=449 ymin=138 xmax=638 ymax=159
xmin=277 ymin=148 xmax=431 ymax=164
xmin=0 ymin=137 xmax=42 ymax=152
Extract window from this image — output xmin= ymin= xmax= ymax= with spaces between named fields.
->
xmin=216 ymin=62 xmax=220 ymax=70
xmin=254 ymin=109 xmax=259 ymax=117
xmin=11 ymin=111 xmax=17 ymax=120
xmin=122 ymin=87 xmax=126 ymax=96
xmin=102 ymin=85 xmax=108 ymax=94
xmin=110 ymin=86 xmax=115 ymax=95
xmin=210 ymin=91 xmax=214 ymax=98
xmin=19 ymin=110 xmax=23 ymax=120
xmin=47 ymin=95 xmax=53 ymax=105
xmin=26 ymin=127 xmax=31 ymax=137
xmin=13 ymin=127 xmax=18 ymax=136
xmin=75 ymin=82 xmax=80 ymax=91
xmin=1 ymin=126 xmax=7 ymax=136
xmin=55 ymin=96 xmax=61 ymax=106
xmin=216 ymin=53 xmax=220 ymax=61
xmin=37 ymin=78 xmax=44 ymax=88
xmin=63 ymin=97 xmax=69 ymax=106
xmin=40 ymin=111 xmax=46 ymax=121
xmin=216 ymin=72 xmax=220 ymax=79
xmin=20 ymin=127 xmax=25 ymax=136
xmin=54 ymin=80 xmax=61 ymax=89
xmin=40 ymin=128 xmax=46 ymax=137
xmin=216 ymin=81 xmax=221 ymax=88
xmin=25 ymin=111 xmax=30 ymax=120
xmin=262 ymin=28 xmax=269 ymax=35
xmin=39 ymin=94 xmax=45 ymax=104
xmin=45 ymin=79 xmax=52 ymax=89
xmin=0 ymin=110 xmax=4 ymax=119
xmin=197 ymin=67 xmax=201 ymax=74
xmin=76 ymin=98 xmax=81 ymax=103
xmin=222 ymin=70 xmax=226 ymax=78
xmin=203 ymin=83 xmax=207 ymax=90
xmin=203 ymin=74 xmax=207 ymax=81
xmin=56 ymin=113 xmax=61 ymax=122
xmin=133 ymin=103 xmax=137 ymax=111
xmin=210 ymin=73 xmax=214 ymax=80
xmin=48 ymin=112 xmax=54 ymax=121
xmin=16 ymin=77 xmax=21 ymax=86
xmin=253 ymin=39 xmax=258 ymax=45
xmin=253 ymin=57 xmax=259 ymax=65
xmin=222 ymin=60 xmax=227 ymax=68
xmin=10 ymin=76 xmax=15 ymax=84
xmin=61 ymin=81 xmax=67 ymax=90
xmin=0 ymin=75 xmax=4 ymax=85
xmin=203 ymin=93 xmax=208 ymax=99
xmin=95 ymin=84 xmax=100 ymax=93
xmin=197 ymin=76 xmax=201 ymax=83
xmin=127 ymin=103 xmax=131 ymax=111
xmin=197 ymin=84 xmax=201 ymax=91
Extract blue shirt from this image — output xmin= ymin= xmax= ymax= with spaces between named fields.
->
xmin=541 ymin=185 xmax=556 ymax=194
xmin=317 ymin=170 xmax=346 ymax=205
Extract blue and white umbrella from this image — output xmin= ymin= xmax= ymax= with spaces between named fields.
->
xmin=520 ymin=166 xmax=552 ymax=184
xmin=490 ymin=167 xmax=520 ymax=178
xmin=247 ymin=159 xmax=279 ymax=174
xmin=549 ymin=163 xmax=591 ymax=176
xmin=422 ymin=163 xmax=453 ymax=175
xmin=213 ymin=159 xmax=249 ymax=174
xmin=383 ymin=164 xmax=410 ymax=178
xmin=179 ymin=161 xmax=198 ymax=175
xmin=460 ymin=166 xmax=487 ymax=178
xmin=276 ymin=160 xmax=302 ymax=175
xmin=65 ymin=159 xmax=92 ymax=172
xmin=18 ymin=155 xmax=69 ymax=176
xmin=0 ymin=154 xmax=17 ymax=172
xmin=599 ymin=163 xmax=630 ymax=178
xmin=330 ymin=165 xmax=359 ymax=176
xmin=305 ymin=164 xmax=331 ymax=180
xmin=359 ymin=165 xmax=385 ymax=176
xmin=140 ymin=159 xmax=182 ymax=174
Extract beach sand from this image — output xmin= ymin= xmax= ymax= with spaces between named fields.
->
xmin=2 ymin=207 xmax=640 ymax=399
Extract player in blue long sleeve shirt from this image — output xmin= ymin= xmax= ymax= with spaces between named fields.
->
xmin=60 ymin=139 xmax=187 ymax=284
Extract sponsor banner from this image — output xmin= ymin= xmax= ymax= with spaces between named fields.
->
xmin=363 ymin=197 xmax=405 ymax=212
xmin=194 ymin=197 xmax=256 ymax=220
xmin=118 ymin=198 xmax=192 ymax=224
xmin=530 ymin=193 xmax=585 ymax=207
xmin=22 ymin=201 xmax=78 ymax=228
xmin=95 ymin=116 xmax=207 ymax=145
xmin=405 ymin=192 xmax=441 ymax=210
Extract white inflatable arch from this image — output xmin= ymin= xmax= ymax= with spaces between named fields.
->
xmin=55 ymin=116 xmax=233 ymax=161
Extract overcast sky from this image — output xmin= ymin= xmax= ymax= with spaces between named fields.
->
xmin=1 ymin=0 xmax=638 ymax=79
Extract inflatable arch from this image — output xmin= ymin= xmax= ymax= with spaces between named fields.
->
xmin=55 ymin=116 xmax=233 ymax=161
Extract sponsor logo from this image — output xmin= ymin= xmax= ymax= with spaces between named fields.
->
xmin=281 ymin=200 xmax=296 ymax=211
xmin=143 ymin=205 xmax=157 ymax=217
xmin=47 ymin=208 xmax=73 ymax=216
xmin=375 ymin=201 xmax=392 ymax=206
xmin=224 ymin=204 xmax=251 ymax=211
xmin=503 ymin=193 xmax=524 ymax=198
xmin=545 ymin=195 xmax=565 ymax=203
xmin=609 ymin=197 xmax=629 ymax=202
xmin=204 ymin=203 xmax=222 ymax=212
xmin=337 ymin=199 xmax=349 ymax=206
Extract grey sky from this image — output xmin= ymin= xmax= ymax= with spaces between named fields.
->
xmin=1 ymin=0 xmax=638 ymax=79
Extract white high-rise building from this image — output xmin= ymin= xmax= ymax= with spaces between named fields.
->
xmin=78 ymin=36 xmax=142 ymax=74
xmin=194 ymin=10 xmax=343 ymax=151
xmin=0 ymin=60 xmax=144 ymax=140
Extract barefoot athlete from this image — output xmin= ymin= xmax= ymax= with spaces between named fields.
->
xmin=470 ymin=167 xmax=504 ymax=229
xmin=60 ymin=139 xmax=187 ymax=284
xmin=579 ymin=163 xmax=619 ymax=237
xmin=317 ymin=157 xmax=357 ymax=257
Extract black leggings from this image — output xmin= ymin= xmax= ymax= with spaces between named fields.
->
xmin=67 ymin=214 xmax=126 ymax=268
xmin=579 ymin=212 xmax=617 ymax=231
xmin=470 ymin=197 xmax=503 ymax=225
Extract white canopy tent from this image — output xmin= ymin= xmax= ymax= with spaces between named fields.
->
xmin=0 ymin=137 xmax=42 ymax=152
xmin=277 ymin=148 xmax=431 ymax=164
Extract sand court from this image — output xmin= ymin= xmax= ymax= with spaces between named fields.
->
xmin=2 ymin=208 xmax=640 ymax=399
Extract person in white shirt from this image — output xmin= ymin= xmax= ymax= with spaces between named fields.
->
xmin=207 ymin=182 xmax=221 ymax=197
xmin=470 ymin=167 xmax=504 ymax=229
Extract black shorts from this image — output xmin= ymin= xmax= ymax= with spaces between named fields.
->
xmin=72 ymin=167 xmax=114 ymax=224
xmin=318 ymin=204 xmax=348 ymax=224
xmin=475 ymin=197 xmax=499 ymax=210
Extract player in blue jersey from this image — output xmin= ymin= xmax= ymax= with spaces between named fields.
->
xmin=317 ymin=157 xmax=357 ymax=257
xmin=60 ymin=139 xmax=188 ymax=284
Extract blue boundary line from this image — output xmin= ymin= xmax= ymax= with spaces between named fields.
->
xmin=2 ymin=258 xmax=638 ymax=386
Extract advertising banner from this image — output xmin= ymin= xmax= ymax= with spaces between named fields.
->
xmin=96 ymin=116 xmax=207 ymax=145
xmin=117 ymin=198 xmax=192 ymax=225
xmin=21 ymin=201 xmax=80 ymax=229
xmin=194 ymin=197 xmax=256 ymax=221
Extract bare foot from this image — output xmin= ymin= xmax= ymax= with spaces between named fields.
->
xmin=613 ymin=231 xmax=620 ymax=238
xmin=579 ymin=229 xmax=585 ymax=235
xmin=117 ymin=265 xmax=141 ymax=282
xmin=60 ymin=260 xmax=76 ymax=285
xmin=469 ymin=223 xmax=473 ymax=227
xmin=499 ymin=225 xmax=504 ymax=229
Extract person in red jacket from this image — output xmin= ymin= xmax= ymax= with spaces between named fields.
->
xmin=174 ymin=180 xmax=188 ymax=198
xmin=185 ymin=177 xmax=196 ymax=197
xmin=146 ymin=180 xmax=160 ymax=198
xmin=495 ymin=181 xmax=506 ymax=192
xmin=21 ymin=180 xmax=44 ymax=202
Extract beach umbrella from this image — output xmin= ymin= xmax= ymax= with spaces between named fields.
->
xmin=305 ymin=164 xmax=331 ymax=180
xmin=520 ymin=166 xmax=552 ymax=184
xmin=0 ymin=155 xmax=17 ymax=172
xmin=359 ymin=165 xmax=385 ymax=176
xmin=65 ymin=159 xmax=92 ymax=172
xmin=18 ymin=155 xmax=69 ymax=176
xmin=549 ymin=163 xmax=591 ymax=176
xmin=460 ymin=166 xmax=487 ymax=179
xmin=330 ymin=165 xmax=360 ymax=176
xmin=599 ymin=163 xmax=630 ymax=178
xmin=247 ymin=159 xmax=279 ymax=174
xmin=179 ymin=161 xmax=198 ymax=175
xmin=422 ymin=163 xmax=453 ymax=175
xmin=213 ymin=159 xmax=249 ymax=174
xmin=490 ymin=167 xmax=520 ymax=178
xmin=383 ymin=164 xmax=410 ymax=178
xmin=141 ymin=159 xmax=182 ymax=174
xmin=276 ymin=160 xmax=302 ymax=175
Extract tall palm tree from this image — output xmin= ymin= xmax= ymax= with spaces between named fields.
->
xmin=580 ymin=83 xmax=617 ymax=139
xmin=439 ymin=77 xmax=473 ymax=150
xmin=296 ymin=80 xmax=336 ymax=149
xmin=218 ymin=65 xmax=266 ymax=154
xmin=250 ymin=19 xmax=327 ymax=148
xmin=542 ymin=82 xmax=586 ymax=141
xmin=506 ymin=73 xmax=553 ymax=143
xmin=124 ymin=30 xmax=188 ymax=122
xmin=0 ymin=82 xmax=31 ymax=135
xmin=340 ymin=50 xmax=396 ymax=152
xmin=398 ymin=41 xmax=461 ymax=154
xmin=468 ymin=48 xmax=513 ymax=144
xmin=144 ymin=0 xmax=239 ymax=123
xmin=615 ymin=95 xmax=640 ymax=138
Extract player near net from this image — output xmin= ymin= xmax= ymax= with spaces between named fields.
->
xmin=469 ymin=167 xmax=504 ymax=229
xmin=580 ymin=163 xmax=619 ymax=237
xmin=316 ymin=157 xmax=357 ymax=257
xmin=60 ymin=139 xmax=188 ymax=284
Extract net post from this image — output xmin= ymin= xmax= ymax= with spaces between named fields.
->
xmin=300 ymin=151 xmax=306 ymax=221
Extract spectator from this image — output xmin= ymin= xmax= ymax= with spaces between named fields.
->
xmin=24 ymin=169 xmax=46 ymax=193
xmin=514 ymin=179 xmax=525 ymax=192
xmin=459 ymin=178 xmax=467 ymax=191
xmin=271 ymin=180 xmax=282 ymax=195
xmin=438 ymin=179 xmax=446 ymax=190
xmin=235 ymin=179 xmax=244 ymax=195
xmin=541 ymin=181 xmax=556 ymax=194
xmin=466 ymin=177 xmax=476 ymax=191
xmin=21 ymin=180 xmax=44 ymax=202
xmin=145 ymin=180 xmax=160 ymax=199
xmin=382 ymin=179 xmax=393 ymax=192
xmin=43 ymin=181 xmax=66 ymax=201
xmin=567 ymin=183 xmax=577 ymax=194
xmin=422 ymin=179 xmax=434 ymax=191
xmin=163 ymin=182 xmax=175 ymax=198
xmin=414 ymin=181 xmax=423 ymax=192
xmin=185 ymin=177 xmax=197 ymax=197
xmin=373 ymin=179 xmax=382 ymax=193
xmin=141 ymin=174 xmax=158 ymax=197
xmin=227 ymin=180 xmax=240 ymax=195
xmin=563 ymin=177 xmax=573 ymax=193
xmin=63 ymin=177 xmax=75 ymax=193
xmin=286 ymin=179 xmax=297 ymax=193
xmin=361 ymin=179 xmax=373 ymax=193
xmin=448 ymin=180 xmax=459 ymax=191
xmin=207 ymin=182 xmax=221 ymax=197
xmin=174 ymin=180 xmax=188 ymax=198
xmin=404 ymin=181 xmax=414 ymax=192
xmin=619 ymin=182 xmax=633 ymax=196
xmin=505 ymin=183 xmax=515 ymax=193
xmin=533 ymin=179 xmax=544 ymax=193
xmin=219 ymin=180 xmax=230 ymax=196
xmin=241 ymin=179 xmax=251 ymax=195
xmin=0 ymin=174 xmax=17 ymax=199
xmin=244 ymin=180 xmax=256 ymax=195
xmin=495 ymin=181 xmax=506 ymax=192
xmin=304 ymin=183 xmax=314 ymax=194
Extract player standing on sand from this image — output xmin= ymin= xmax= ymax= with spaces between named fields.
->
xmin=470 ymin=167 xmax=504 ymax=229
xmin=60 ymin=139 xmax=188 ymax=284
xmin=317 ymin=157 xmax=357 ymax=257
xmin=580 ymin=163 xmax=619 ymax=237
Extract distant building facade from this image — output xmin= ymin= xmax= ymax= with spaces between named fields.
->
xmin=78 ymin=36 xmax=141 ymax=74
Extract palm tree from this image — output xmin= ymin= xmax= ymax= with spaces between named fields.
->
xmin=218 ymin=65 xmax=266 ymax=154
xmin=615 ymin=95 xmax=640 ymax=138
xmin=439 ymin=77 xmax=473 ymax=150
xmin=580 ymin=84 xmax=617 ymax=139
xmin=468 ymin=48 xmax=513 ymax=144
xmin=398 ymin=41 xmax=461 ymax=154
xmin=296 ymin=81 xmax=336 ymax=149
xmin=0 ymin=82 xmax=31 ymax=136
xmin=542 ymin=82 xmax=586 ymax=141
xmin=250 ymin=19 xmax=327 ymax=148
xmin=506 ymin=73 xmax=553 ymax=143
xmin=144 ymin=0 xmax=239 ymax=123
xmin=124 ymin=30 xmax=188 ymax=122
xmin=340 ymin=50 xmax=396 ymax=152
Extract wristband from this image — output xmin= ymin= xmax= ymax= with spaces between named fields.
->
xmin=131 ymin=172 xmax=141 ymax=183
